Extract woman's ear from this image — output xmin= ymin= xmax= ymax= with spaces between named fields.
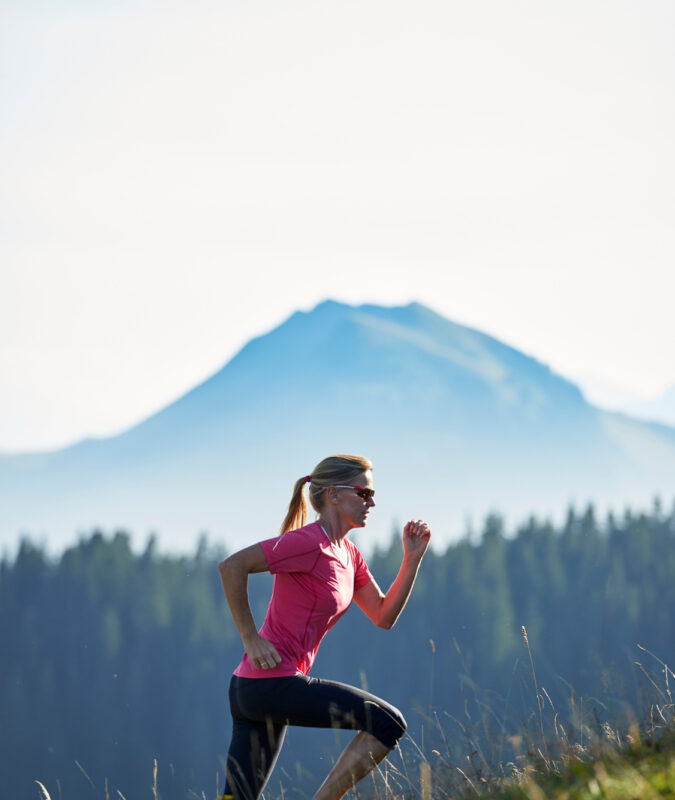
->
xmin=326 ymin=486 xmax=339 ymax=505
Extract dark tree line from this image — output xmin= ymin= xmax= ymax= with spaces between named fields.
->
xmin=2 ymin=499 xmax=674 ymax=799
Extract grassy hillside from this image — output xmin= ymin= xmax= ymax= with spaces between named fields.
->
xmin=412 ymin=709 xmax=675 ymax=800
xmin=33 ymin=649 xmax=675 ymax=800
xmin=373 ymin=641 xmax=675 ymax=800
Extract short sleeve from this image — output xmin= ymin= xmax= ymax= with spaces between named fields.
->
xmin=259 ymin=528 xmax=321 ymax=574
xmin=348 ymin=541 xmax=375 ymax=590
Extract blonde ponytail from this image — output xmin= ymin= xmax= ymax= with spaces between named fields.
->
xmin=278 ymin=476 xmax=310 ymax=536
xmin=278 ymin=454 xmax=372 ymax=535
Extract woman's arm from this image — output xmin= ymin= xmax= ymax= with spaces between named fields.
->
xmin=218 ymin=544 xmax=282 ymax=670
xmin=353 ymin=519 xmax=431 ymax=629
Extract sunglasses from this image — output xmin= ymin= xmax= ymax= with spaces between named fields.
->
xmin=333 ymin=485 xmax=375 ymax=501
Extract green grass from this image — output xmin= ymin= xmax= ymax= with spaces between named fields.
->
xmin=366 ymin=639 xmax=675 ymax=800
xmin=476 ymin=729 xmax=675 ymax=799
xmin=361 ymin=702 xmax=675 ymax=800
xmin=34 ymin=642 xmax=675 ymax=800
xmin=33 ymin=706 xmax=675 ymax=800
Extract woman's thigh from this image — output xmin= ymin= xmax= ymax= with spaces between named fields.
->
xmin=231 ymin=675 xmax=406 ymax=749
xmin=226 ymin=716 xmax=286 ymax=799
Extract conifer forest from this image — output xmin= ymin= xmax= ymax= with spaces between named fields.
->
xmin=2 ymin=500 xmax=674 ymax=799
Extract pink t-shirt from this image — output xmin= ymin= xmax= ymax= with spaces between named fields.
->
xmin=233 ymin=522 xmax=374 ymax=678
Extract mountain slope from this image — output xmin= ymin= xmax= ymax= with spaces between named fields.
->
xmin=1 ymin=300 xmax=673 ymax=553
xmin=626 ymin=382 xmax=675 ymax=427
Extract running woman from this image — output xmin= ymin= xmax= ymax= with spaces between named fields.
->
xmin=218 ymin=454 xmax=431 ymax=800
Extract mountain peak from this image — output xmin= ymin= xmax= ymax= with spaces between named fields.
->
xmin=2 ymin=299 xmax=674 ymax=555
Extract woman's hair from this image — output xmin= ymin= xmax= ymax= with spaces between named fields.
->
xmin=278 ymin=454 xmax=373 ymax=535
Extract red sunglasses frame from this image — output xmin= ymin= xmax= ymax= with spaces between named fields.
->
xmin=332 ymin=485 xmax=375 ymax=501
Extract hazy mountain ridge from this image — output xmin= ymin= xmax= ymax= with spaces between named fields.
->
xmin=575 ymin=374 xmax=675 ymax=428
xmin=1 ymin=300 xmax=673 ymax=554
xmin=626 ymin=383 xmax=675 ymax=427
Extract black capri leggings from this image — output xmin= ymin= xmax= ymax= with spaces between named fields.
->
xmin=224 ymin=674 xmax=407 ymax=800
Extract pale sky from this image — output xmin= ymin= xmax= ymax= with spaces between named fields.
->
xmin=2 ymin=0 xmax=674 ymax=452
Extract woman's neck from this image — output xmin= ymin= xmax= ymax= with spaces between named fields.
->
xmin=317 ymin=515 xmax=348 ymax=544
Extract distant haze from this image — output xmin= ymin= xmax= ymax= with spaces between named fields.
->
xmin=1 ymin=301 xmax=673 ymax=557
xmin=1 ymin=0 xmax=674 ymax=452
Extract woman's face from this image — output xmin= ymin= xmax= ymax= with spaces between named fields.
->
xmin=333 ymin=470 xmax=376 ymax=529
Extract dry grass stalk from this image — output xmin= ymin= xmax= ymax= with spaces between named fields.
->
xmin=638 ymin=644 xmax=674 ymax=705
xmin=521 ymin=626 xmax=548 ymax=762
xmin=34 ymin=780 xmax=52 ymax=800
xmin=75 ymin=760 xmax=96 ymax=791
xmin=420 ymin=760 xmax=432 ymax=800
xmin=455 ymin=766 xmax=478 ymax=794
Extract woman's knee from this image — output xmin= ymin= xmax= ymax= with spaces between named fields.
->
xmin=370 ymin=702 xmax=406 ymax=749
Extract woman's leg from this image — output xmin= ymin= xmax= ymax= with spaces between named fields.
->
xmin=225 ymin=675 xmax=406 ymax=800
xmin=224 ymin=717 xmax=286 ymax=800
xmin=276 ymin=676 xmax=407 ymax=751
xmin=311 ymin=731 xmax=390 ymax=800
xmin=224 ymin=678 xmax=287 ymax=800
xmin=262 ymin=676 xmax=406 ymax=800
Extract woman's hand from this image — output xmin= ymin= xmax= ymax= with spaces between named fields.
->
xmin=243 ymin=632 xmax=282 ymax=671
xmin=355 ymin=519 xmax=432 ymax=628
xmin=403 ymin=519 xmax=431 ymax=560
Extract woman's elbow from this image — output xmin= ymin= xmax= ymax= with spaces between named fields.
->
xmin=372 ymin=598 xmax=397 ymax=629
xmin=218 ymin=555 xmax=238 ymax=581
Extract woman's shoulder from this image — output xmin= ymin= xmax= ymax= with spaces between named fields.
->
xmin=286 ymin=521 xmax=323 ymax=541
xmin=262 ymin=522 xmax=324 ymax=572
xmin=266 ymin=522 xmax=323 ymax=552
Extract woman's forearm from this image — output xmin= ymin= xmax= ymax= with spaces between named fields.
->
xmin=378 ymin=554 xmax=423 ymax=629
xmin=219 ymin=552 xmax=282 ymax=669
xmin=354 ymin=521 xmax=431 ymax=629
xmin=218 ymin=557 xmax=259 ymax=644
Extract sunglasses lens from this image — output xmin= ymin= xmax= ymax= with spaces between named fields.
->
xmin=357 ymin=488 xmax=374 ymax=501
